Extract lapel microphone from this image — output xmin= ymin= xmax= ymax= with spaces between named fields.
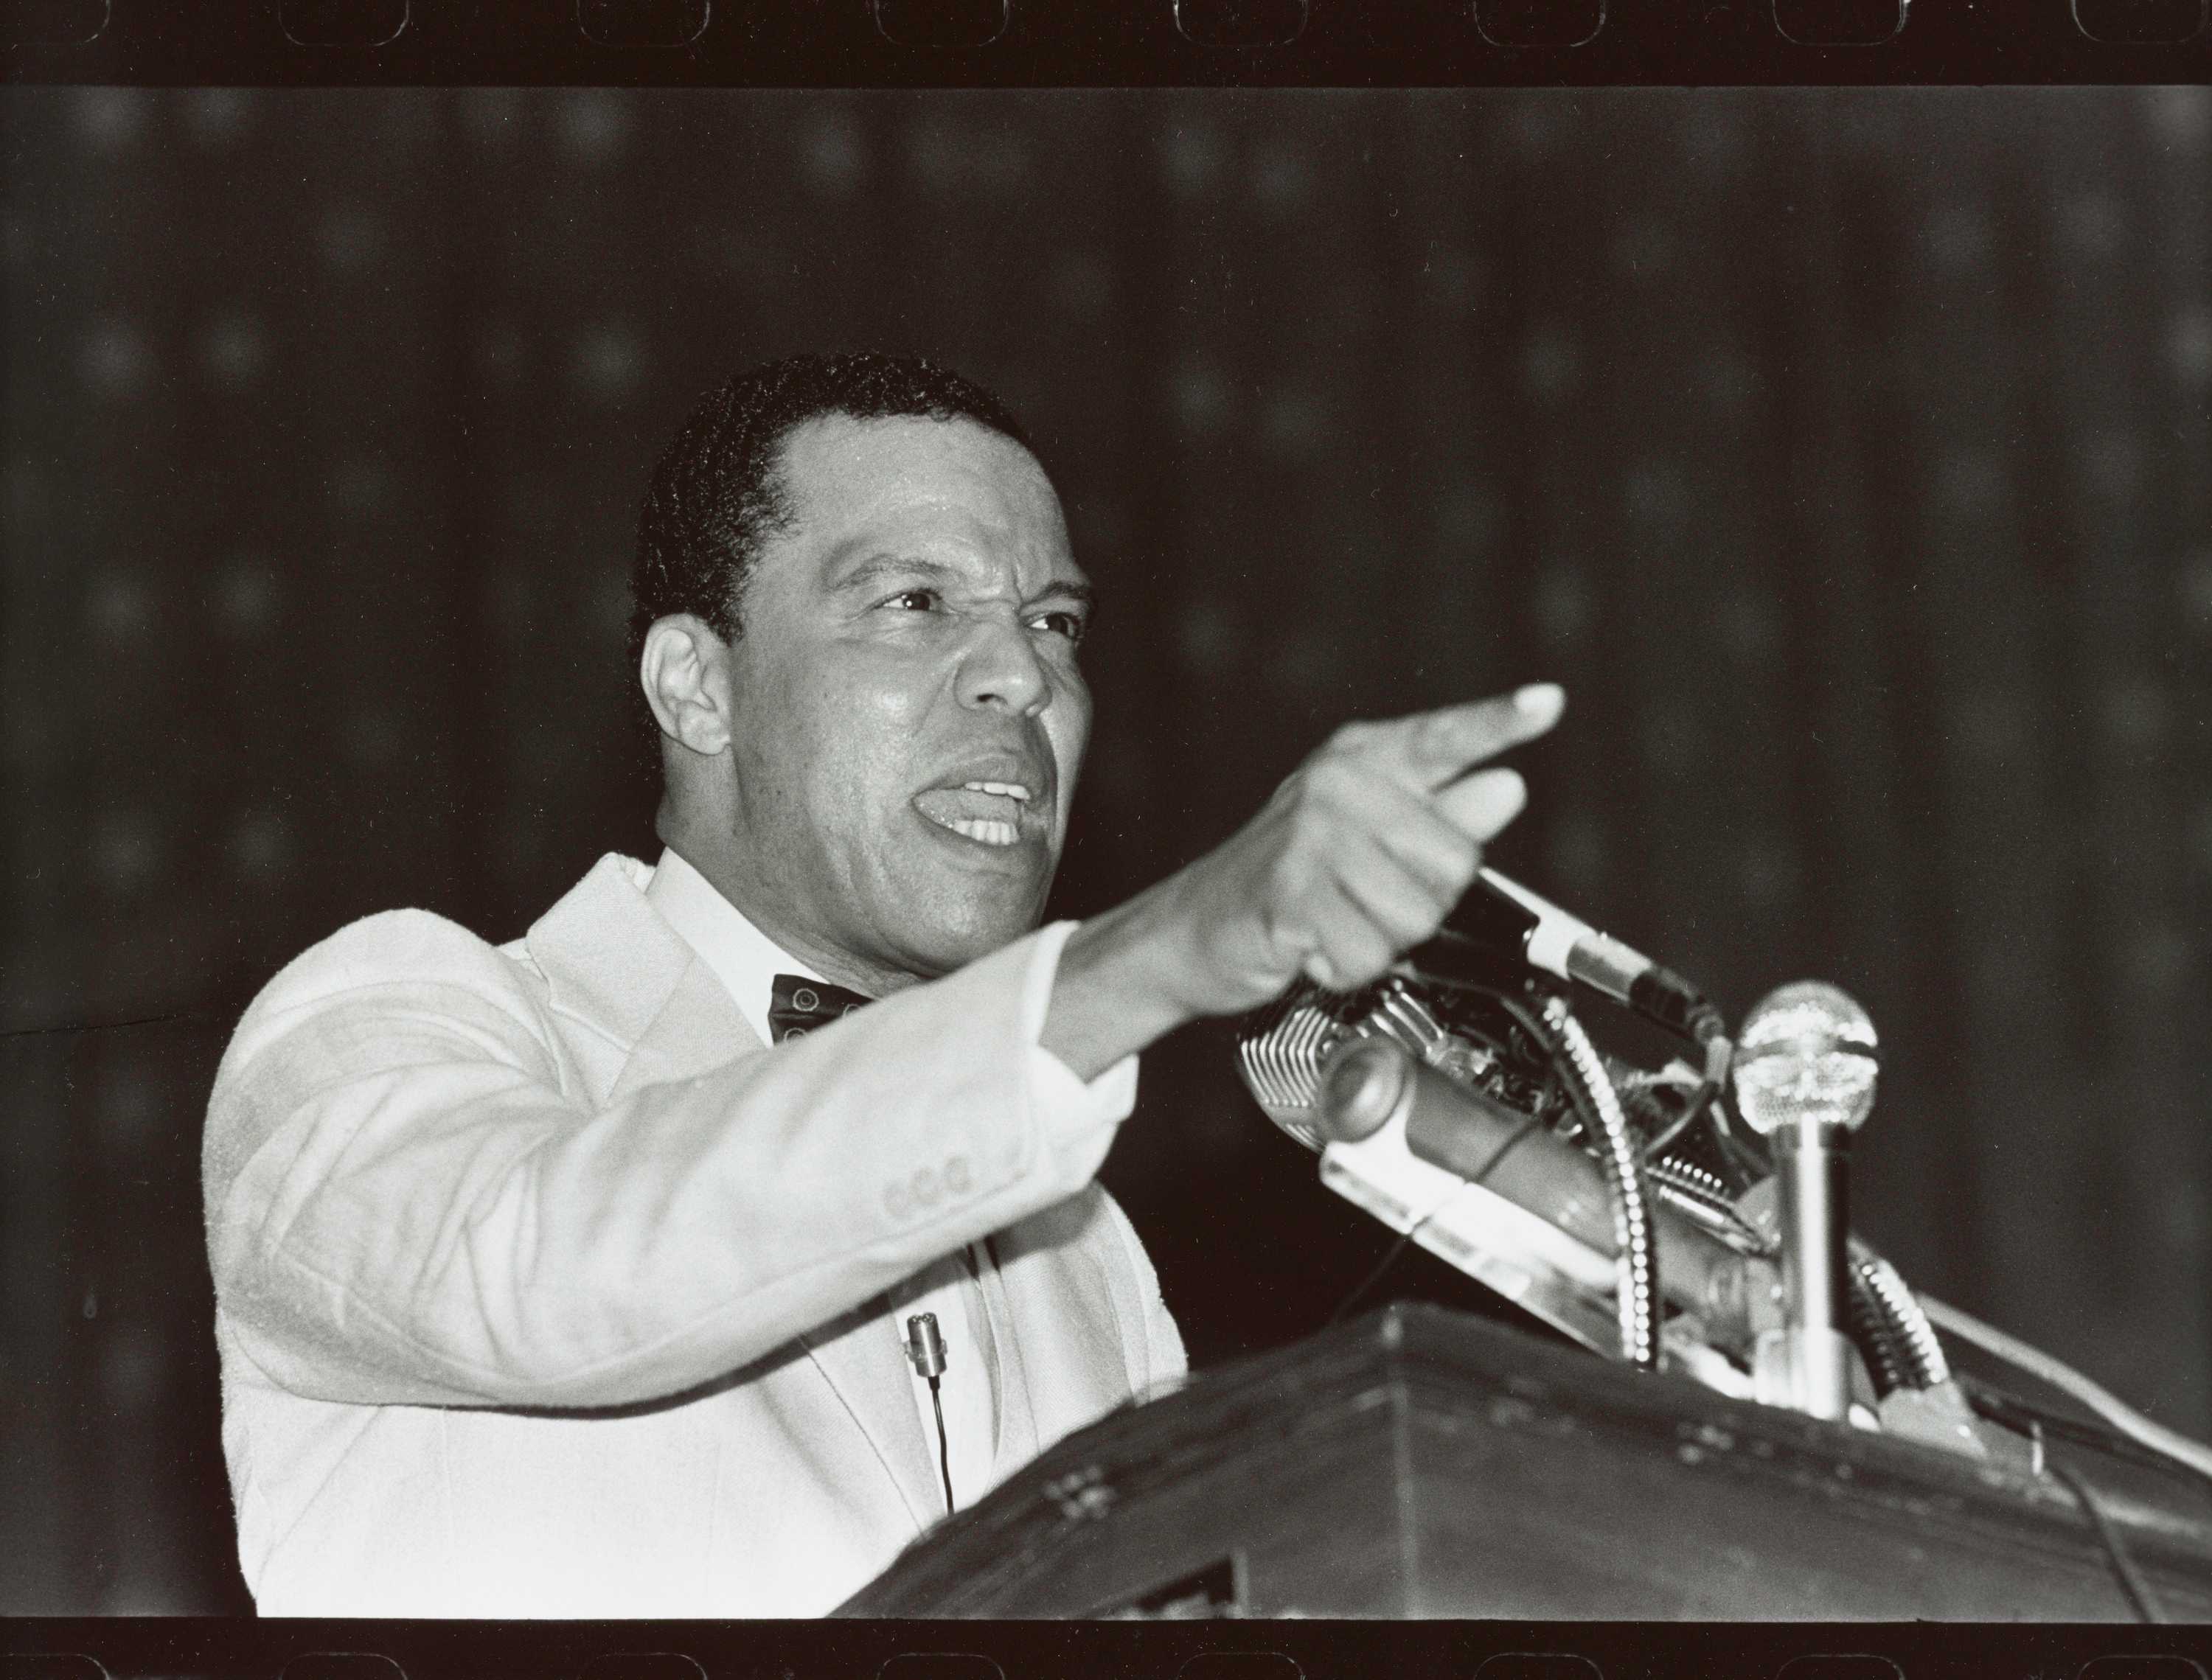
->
xmin=902 ymin=1311 xmax=947 ymax=1379
xmin=904 ymin=1313 xmax=954 ymax=1516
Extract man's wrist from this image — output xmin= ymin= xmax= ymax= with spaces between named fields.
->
xmin=1039 ymin=882 xmax=1202 ymax=1082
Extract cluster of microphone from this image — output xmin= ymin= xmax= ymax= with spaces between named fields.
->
xmin=1251 ymin=865 xmax=1888 ymax=1426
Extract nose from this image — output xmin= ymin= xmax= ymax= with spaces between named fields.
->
xmin=956 ymin=614 xmax=1051 ymax=717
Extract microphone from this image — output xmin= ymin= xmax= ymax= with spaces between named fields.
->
xmin=1419 ymin=868 xmax=1727 ymax=1048
xmin=1315 ymin=1035 xmax=1758 ymax=1356
xmin=904 ymin=1312 xmax=955 ymax=1516
xmin=903 ymin=1311 xmax=948 ymax=1380
xmin=1730 ymin=980 xmax=1880 ymax=1422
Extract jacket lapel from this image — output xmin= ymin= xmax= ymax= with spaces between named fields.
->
xmin=796 ymin=1299 xmax=945 ymax=1537
xmin=976 ymin=1242 xmax=1042 ymax=1481
xmin=525 ymin=854 xmax=693 ymax=1054
xmin=524 ymin=851 xmax=943 ymax=1536
xmin=603 ymin=958 xmax=762 ymax=1107
xmin=989 ymin=1192 xmax=1137 ymax=1458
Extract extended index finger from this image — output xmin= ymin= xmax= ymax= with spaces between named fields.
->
xmin=1353 ymin=683 xmax=1566 ymax=791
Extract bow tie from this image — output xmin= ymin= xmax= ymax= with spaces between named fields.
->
xmin=768 ymin=975 xmax=872 ymax=1044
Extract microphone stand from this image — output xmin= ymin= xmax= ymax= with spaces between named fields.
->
xmin=1757 ymin=1115 xmax=1855 ymax=1422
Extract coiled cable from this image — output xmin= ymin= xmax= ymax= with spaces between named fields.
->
xmin=1850 ymin=1244 xmax=1950 ymax=1391
xmin=1540 ymin=993 xmax=1660 ymax=1370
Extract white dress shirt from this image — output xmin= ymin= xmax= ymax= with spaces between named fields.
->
xmin=644 ymin=845 xmax=1137 ymax=1513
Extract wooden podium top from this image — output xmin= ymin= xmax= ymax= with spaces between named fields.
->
xmin=841 ymin=1303 xmax=2212 ymax=1619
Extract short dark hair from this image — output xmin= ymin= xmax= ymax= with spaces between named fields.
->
xmin=626 ymin=351 xmax=1035 ymax=747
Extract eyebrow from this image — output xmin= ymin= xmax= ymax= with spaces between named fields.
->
xmin=836 ymin=553 xmax=1098 ymax=616
xmin=1037 ymin=579 xmax=1099 ymax=616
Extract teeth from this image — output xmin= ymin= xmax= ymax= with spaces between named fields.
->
xmin=962 ymin=780 xmax=1032 ymax=802
xmin=943 ymin=818 xmax=1020 ymax=847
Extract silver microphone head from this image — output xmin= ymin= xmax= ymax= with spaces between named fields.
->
xmin=1233 ymin=983 xmax=1348 ymax=1152
xmin=1731 ymin=980 xmax=1880 ymax=1138
xmin=1233 ymin=975 xmax=1471 ymax=1152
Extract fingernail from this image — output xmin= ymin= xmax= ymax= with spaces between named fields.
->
xmin=1514 ymin=682 xmax=1564 ymax=718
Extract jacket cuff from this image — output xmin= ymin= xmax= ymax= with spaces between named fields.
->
xmin=1021 ymin=921 xmax=1140 ymax=1175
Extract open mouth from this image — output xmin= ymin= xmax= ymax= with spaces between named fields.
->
xmin=911 ymin=780 xmax=1036 ymax=848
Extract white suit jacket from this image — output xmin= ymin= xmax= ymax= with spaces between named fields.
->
xmin=202 ymin=852 xmax=1186 ymax=1617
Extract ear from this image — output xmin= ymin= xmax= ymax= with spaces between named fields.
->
xmin=639 ymin=615 xmax=734 ymax=757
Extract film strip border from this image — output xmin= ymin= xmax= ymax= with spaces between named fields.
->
xmin=2 ymin=1622 xmax=2210 ymax=1679
xmin=1 ymin=0 xmax=2209 ymax=85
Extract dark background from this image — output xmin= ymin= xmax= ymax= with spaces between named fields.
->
xmin=2 ymin=86 xmax=2208 ymax=1614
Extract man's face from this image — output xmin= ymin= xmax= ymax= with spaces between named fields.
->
xmin=713 ymin=413 xmax=1093 ymax=986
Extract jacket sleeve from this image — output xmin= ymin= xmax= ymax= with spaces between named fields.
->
xmin=204 ymin=910 xmax=1131 ymax=1411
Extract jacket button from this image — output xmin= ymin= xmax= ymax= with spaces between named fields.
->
xmin=911 ymin=1165 xmax=940 ymax=1207
xmin=793 ymin=986 xmax=819 ymax=1011
xmin=944 ymin=1155 xmax=972 ymax=1195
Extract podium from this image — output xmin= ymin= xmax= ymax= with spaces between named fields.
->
xmin=840 ymin=1303 xmax=2212 ymax=1619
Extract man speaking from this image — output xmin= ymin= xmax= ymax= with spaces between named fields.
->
xmin=202 ymin=352 xmax=1564 ymax=1616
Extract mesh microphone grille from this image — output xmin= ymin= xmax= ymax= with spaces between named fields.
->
xmin=1731 ymin=979 xmax=1879 ymax=1136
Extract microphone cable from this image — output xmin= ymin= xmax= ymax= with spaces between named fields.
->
xmin=1924 ymin=1295 xmax=2212 ymax=1488
xmin=1324 ymin=1104 xmax=1550 ymax=1330
xmin=2039 ymin=1449 xmax=2167 ymax=1624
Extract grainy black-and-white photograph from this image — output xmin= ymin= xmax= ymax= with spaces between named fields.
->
xmin=4 ymin=86 xmax=2211 ymax=1624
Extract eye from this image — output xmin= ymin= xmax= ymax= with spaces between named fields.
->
xmin=884 ymin=588 xmax=940 ymax=612
xmin=1030 ymin=608 xmax=1088 ymax=643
